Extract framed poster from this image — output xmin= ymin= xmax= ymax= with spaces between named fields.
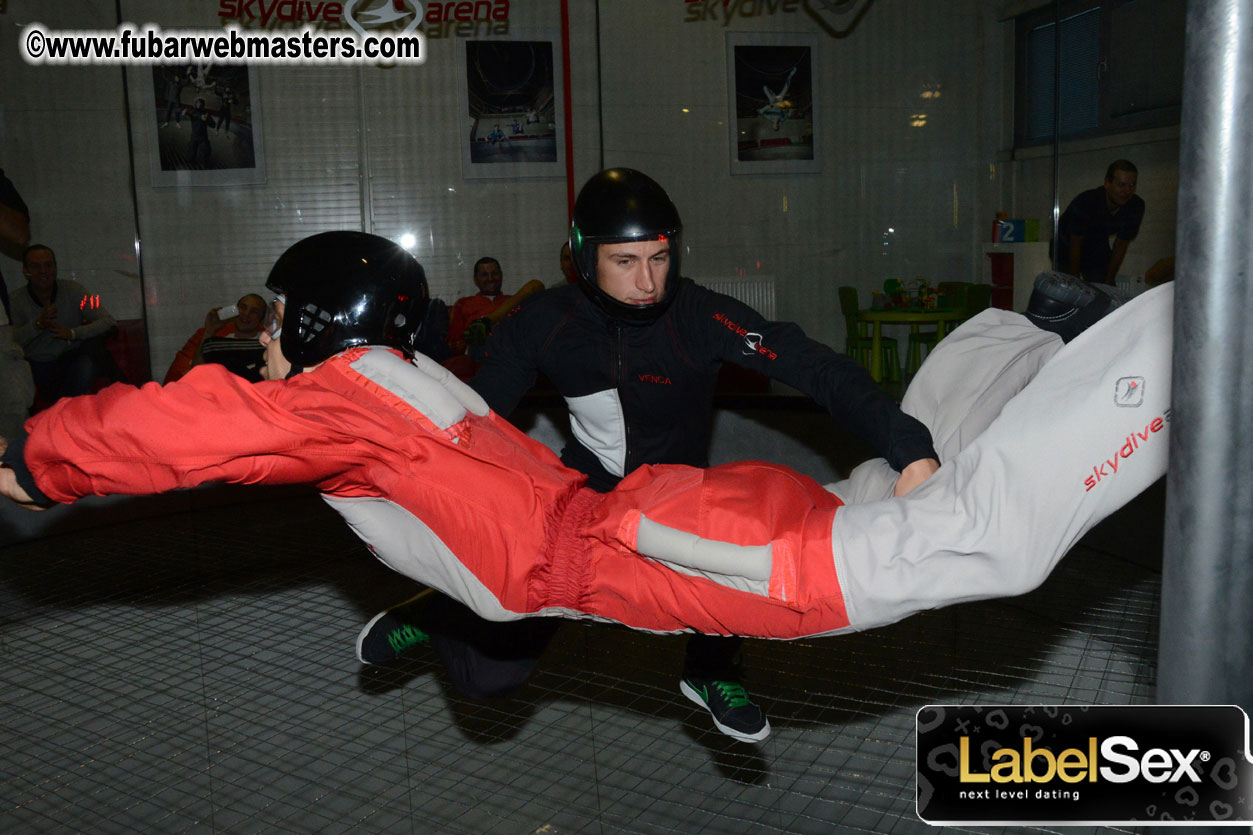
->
xmin=148 ymin=63 xmax=267 ymax=187
xmin=726 ymin=33 xmax=820 ymax=175
xmin=460 ymin=38 xmax=564 ymax=179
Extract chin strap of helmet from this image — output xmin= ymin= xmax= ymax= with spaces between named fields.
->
xmin=285 ymin=364 xmax=304 ymax=379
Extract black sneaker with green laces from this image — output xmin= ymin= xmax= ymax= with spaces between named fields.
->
xmin=679 ymin=675 xmax=771 ymax=743
xmin=356 ymin=590 xmax=434 ymax=665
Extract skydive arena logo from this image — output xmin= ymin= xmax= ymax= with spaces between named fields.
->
xmin=682 ymin=0 xmax=873 ymax=36
xmin=343 ymin=0 xmax=422 ymax=38
xmin=219 ymin=0 xmax=421 ymax=29
xmin=917 ymin=705 xmax=1253 ymax=825
xmin=219 ymin=0 xmax=510 ymax=33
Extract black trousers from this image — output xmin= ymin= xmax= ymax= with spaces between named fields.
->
xmin=426 ymin=594 xmax=743 ymax=700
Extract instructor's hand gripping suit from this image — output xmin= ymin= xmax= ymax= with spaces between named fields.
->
xmin=21 ymin=287 xmax=1174 ymax=639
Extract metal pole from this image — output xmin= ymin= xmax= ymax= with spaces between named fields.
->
xmin=1050 ymin=0 xmax=1062 ymax=257
xmin=115 ymin=0 xmax=151 ymax=382
xmin=357 ymin=67 xmax=373 ymax=235
xmin=560 ymin=0 xmax=576 ymax=222
xmin=594 ymin=0 xmax=604 ymax=172
xmin=1157 ymin=0 xmax=1253 ymax=716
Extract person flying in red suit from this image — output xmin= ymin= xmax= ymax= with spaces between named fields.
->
xmin=0 ymin=232 xmax=1171 ymax=722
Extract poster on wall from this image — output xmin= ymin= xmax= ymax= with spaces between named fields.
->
xmin=726 ymin=33 xmax=820 ymax=175
xmin=147 ymin=63 xmax=267 ymax=187
xmin=460 ymin=38 xmax=564 ymax=179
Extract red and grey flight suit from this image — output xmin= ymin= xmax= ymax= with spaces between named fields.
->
xmin=444 ymin=276 xmax=936 ymax=694
xmin=7 ymin=286 xmax=1172 ymax=642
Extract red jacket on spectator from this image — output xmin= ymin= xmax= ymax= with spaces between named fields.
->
xmin=164 ymin=322 xmax=238 ymax=384
xmin=447 ymin=293 xmax=511 ymax=355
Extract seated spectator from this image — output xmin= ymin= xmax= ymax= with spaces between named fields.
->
xmin=165 ymin=294 xmax=261 ymax=383
xmin=0 ymin=168 xmax=31 ymax=322
xmin=447 ymin=257 xmax=512 ymax=356
xmin=0 ymin=303 xmax=35 ymax=439
xmin=8 ymin=244 xmax=118 ymax=405
xmin=555 ymin=242 xmax=576 ymax=287
xmin=444 ymin=258 xmax=547 ymax=382
xmin=191 ymin=294 xmax=268 ymax=383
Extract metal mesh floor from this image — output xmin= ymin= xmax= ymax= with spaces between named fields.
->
xmin=0 ymin=488 xmax=1161 ymax=834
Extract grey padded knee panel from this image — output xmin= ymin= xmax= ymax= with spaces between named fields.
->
xmin=635 ymin=514 xmax=774 ymax=598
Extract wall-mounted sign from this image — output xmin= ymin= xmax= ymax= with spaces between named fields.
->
xmin=216 ymin=0 xmax=512 ymax=38
xmin=684 ymin=0 xmax=874 ymax=37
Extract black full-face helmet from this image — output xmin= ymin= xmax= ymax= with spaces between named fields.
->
xmin=265 ymin=231 xmax=430 ymax=366
xmin=569 ymin=168 xmax=683 ymax=323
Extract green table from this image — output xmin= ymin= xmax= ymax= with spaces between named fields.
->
xmin=857 ymin=308 xmax=966 ymax=382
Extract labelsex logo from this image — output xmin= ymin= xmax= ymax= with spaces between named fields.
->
xmin=960 ymin=735 xmax=1206 ymax=785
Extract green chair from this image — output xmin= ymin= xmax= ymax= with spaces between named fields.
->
xmin=905 ymin=325 xmax=936 ymax=381
xmin=965 ymin=284 xmax=992 ymax=320
xmin=902 ymin=282 xmax=952 ymax=381
xmin=839 ymin=286 xmax=900 ymax=382
xmin=937 ymin=281 xmax=970 ymax=312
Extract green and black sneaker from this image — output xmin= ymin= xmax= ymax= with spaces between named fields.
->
xmin=356 ymin=589 xmax=434 ymax=665
xmin=679 ymin=675 xmax=770 ymax=743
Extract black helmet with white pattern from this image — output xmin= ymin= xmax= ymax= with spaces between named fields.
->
xmin=569 ymin=168 xmax=683 ymax=323
xmin=265 ymin=231 xmax=429 ymax=366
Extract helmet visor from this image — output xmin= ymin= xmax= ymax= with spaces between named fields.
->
xmin=571 ymin=229 xmax=679 ymax=291
xmin=262 ymin=295 xmax=285 ymax=341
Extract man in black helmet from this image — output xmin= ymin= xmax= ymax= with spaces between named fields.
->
xmin=1 ymin=231 xmax=1172 ymax=750
xmin=357 ymin=169 xmax=940 ymax=744
xmin=262 ymin=231 xmax=430 ymax=374
xmin=0 ymin=229 xmax=433 ymax=506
